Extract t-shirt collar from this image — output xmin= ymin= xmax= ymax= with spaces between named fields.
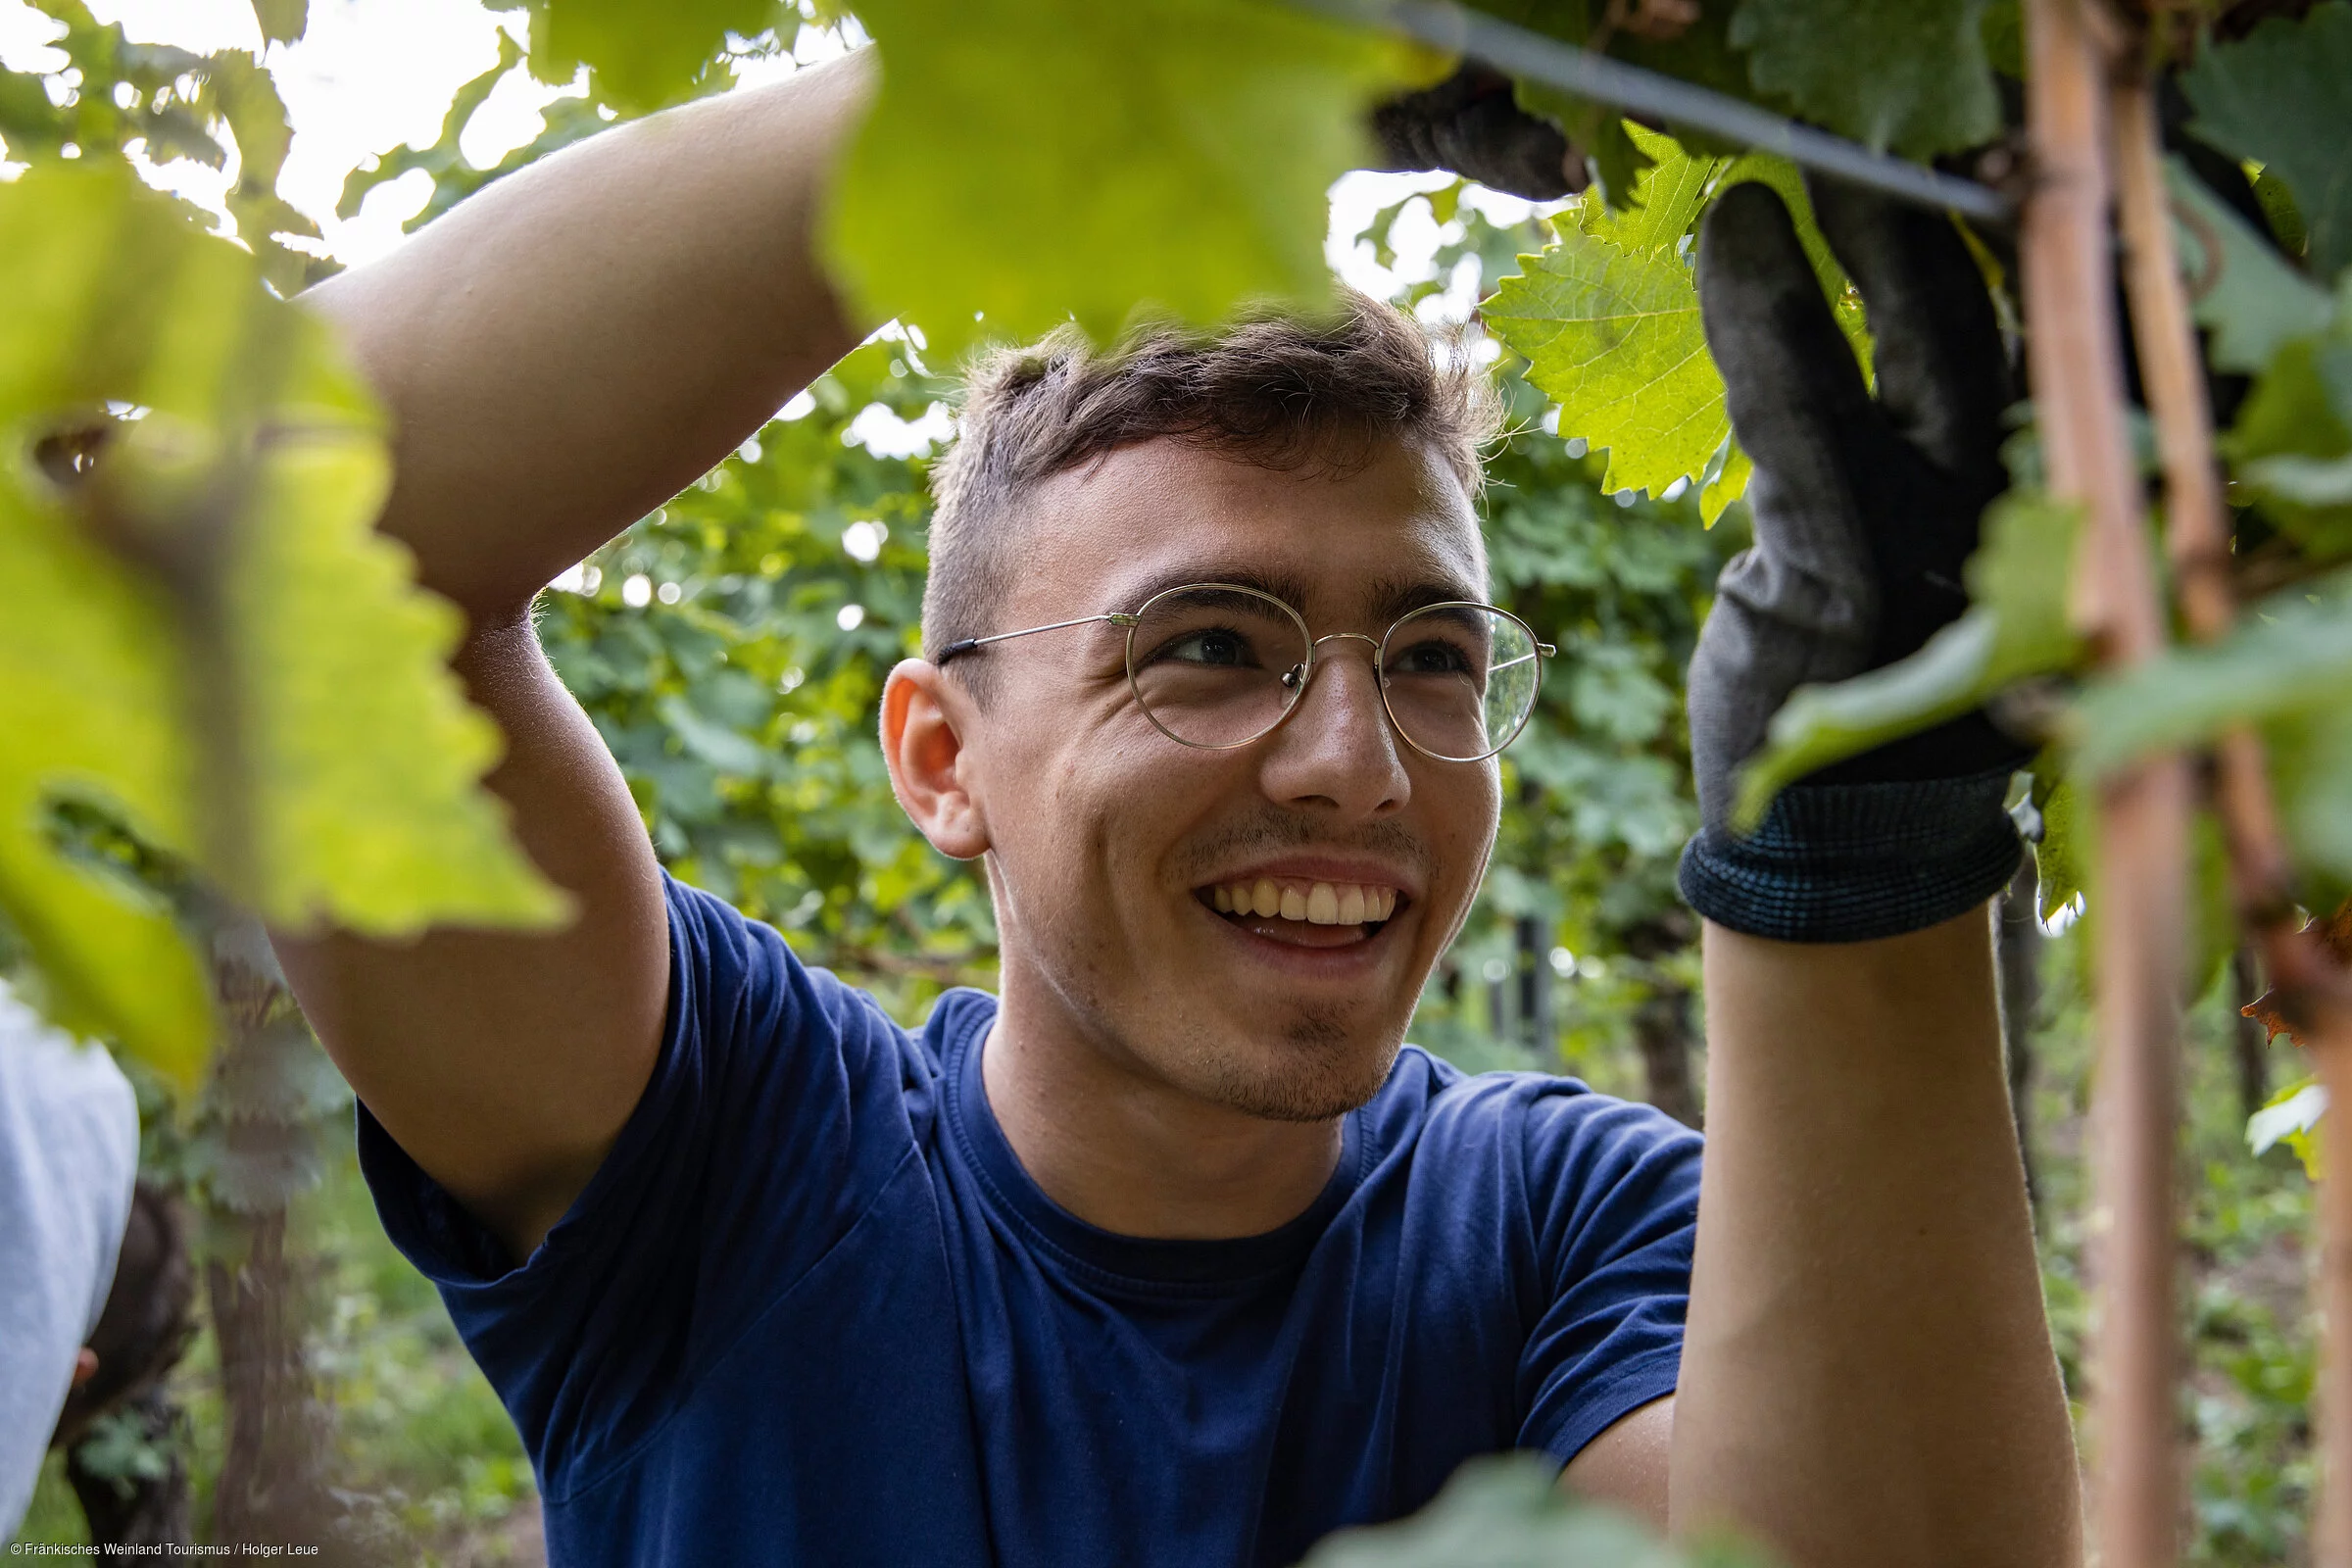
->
xmin=927 ymin=988 xmax=1363 ymax=1292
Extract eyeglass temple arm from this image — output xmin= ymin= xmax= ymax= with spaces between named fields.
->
xmin=1488 ymin=643 xmax=1556 ymax=676
xmin=933 ymin=612 xmax=1139 ymax=665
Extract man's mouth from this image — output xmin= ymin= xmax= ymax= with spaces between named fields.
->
xmin=1199 ymin=878 xmax=1402 ymax=949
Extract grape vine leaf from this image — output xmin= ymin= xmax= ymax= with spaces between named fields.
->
xmin=1297 ymin=1453 xmax=1770 ymax=1566
xmin=1486 ymin=125 xmax=1867 ymax=504
xmin=247 ymin=0 xmax=306 ymax=47
xmin=1698 ymin=436 xmax=1751 ymax=526
xmin=2180 ymin=0 xmax=2352 ymax=281
xmin=1729 ymin=0 xmax=2001 ymax=159
xmin=2071 ymin=572 xmax=2352 ymax=882
xmin=2167 ymin=157 xmax=2333 ymax=377
xmin=523 ymin=0 xmax=770 ymax=112
xmin=2225 ymin=276 xmax=2352 ymax=558
xmin=1734 ymin=491 xmax=2082 ymax=828
xmin=0 ymin=165 xmax=567 ymax=1078
xmin=1486 ymin=217 xmax=1727 ymax=501
xmin=822 ymin=0 xmax=1435 ymax=358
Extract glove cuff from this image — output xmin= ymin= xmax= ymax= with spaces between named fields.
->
xmin=1678 ymin=767 xmax=2023 ymax=944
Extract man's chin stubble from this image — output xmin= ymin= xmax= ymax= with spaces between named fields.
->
xmin=1188 ymin=1004 xmax=1404 ymax=1123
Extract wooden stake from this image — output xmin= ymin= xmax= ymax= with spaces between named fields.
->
xmin=2023 ymin=5 xmax=2191 ymax=1565
xmin=2112 ymin=65 xmax=2352 ymax=1567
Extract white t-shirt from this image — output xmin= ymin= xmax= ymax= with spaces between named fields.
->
xmin=0 ymin=980 xmax=140 ymax=1541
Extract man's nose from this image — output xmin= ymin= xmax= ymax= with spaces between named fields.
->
xmin=1259 ymin=636 xmax=1410 ymax=816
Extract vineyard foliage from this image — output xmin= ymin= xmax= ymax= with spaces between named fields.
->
xmin=1 ymin=0 xmax=2346 ymax=1560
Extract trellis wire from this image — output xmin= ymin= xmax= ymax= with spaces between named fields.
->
xmin=1289 ymin=0 xmax=2014 ymax=222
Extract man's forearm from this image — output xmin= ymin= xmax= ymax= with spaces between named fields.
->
xmin=303 ymin=53 xmax=872 ymax=624
xmin=1669 ymin=910 xmax=2080 ymax=1567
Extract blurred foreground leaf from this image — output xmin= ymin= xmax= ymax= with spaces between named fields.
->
xmin=525 ymin=0 xmax=774 ymax=111
xmin=0 ymin=165 xmax=565 ymax=1079
xmin=1733 ymin=491 xmax=2081 ymax=828
xmin=2167 ymin=158 xmax=2332 ymax=378
xmin=823 ymin=0 xmax=1432 ymax=358
xmin=1298 ymin=1454 xmax=1772 ymax=1567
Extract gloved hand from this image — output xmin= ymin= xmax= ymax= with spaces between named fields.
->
xmin=1678 ymin=176 xmax=2031 ymax=944
xmin=1370 ymin=66 xmax=1584 ymax=201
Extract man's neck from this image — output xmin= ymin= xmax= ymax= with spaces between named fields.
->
xmin=977 ymin=1000 xmax=1345 ymax=1242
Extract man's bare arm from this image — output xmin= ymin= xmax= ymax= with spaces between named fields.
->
xmin=1667 ymin=911 xmax=2081 ymax=1567
xmin=274 ymin=57 xmax=872 ymax=1261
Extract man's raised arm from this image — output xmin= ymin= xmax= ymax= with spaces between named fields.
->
xmin=274 ymin=56 xmax=872 ymax=1262
xmin=1662 ymin=179 xmax=2081 ymax=1565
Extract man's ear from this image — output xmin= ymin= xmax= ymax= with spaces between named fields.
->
xmin=881 ymin=659 xmax=991 ymax=860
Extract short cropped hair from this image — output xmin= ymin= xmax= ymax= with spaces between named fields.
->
xmin=921 ymin=292 xmax=1499 ymax=675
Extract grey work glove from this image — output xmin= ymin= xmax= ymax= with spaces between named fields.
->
xmin=1678 ymin=176 xmax=2030 ymax=943
xmin=1370 ymin=67 xmax=1584 ymax=201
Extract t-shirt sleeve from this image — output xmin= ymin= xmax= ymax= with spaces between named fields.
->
xmin=0 ymin=987 xmax=140 ymax=1541
xmin=357 ymin=872 xmax=929 ymax=1488
xmin=1512 ymin=1092 xmax=1701 ymax=1465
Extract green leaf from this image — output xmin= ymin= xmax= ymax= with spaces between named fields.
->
xmin=528 ymin=0 xmax=771 ymax=112
xmin=248 ymin=0 xmax=306 ymax=47
xmin=2034 ymin=773 xmax=2083 ymax=923
xmin=1487 ymin=127 xmax=1867 ymax=506
xmin=1699 ymin=435 xmax=1751 ymax=526
xmin=1487 ymin=221 xmax=1725 ymax=499
xmin=2224 ymin=279 xmax=2352 ymax=559
xmin=2167 ymin=157 xmax=2333 ymax=376
xmin=2070 ymin=572 xmax=2352 ymax=883
xmin=1298 ymin=1453 xmax=1771 ymax=1567
xmin=0 ymin=164 xmax=567 ymax=1077
xmin=1487 ymin=131 xmax=1729 ymax=498
xmin=1734 ymin=491 xmax=2082 ymax=828
xmin=2180 ymin=0 xmax=2352 ymax=279
xmin=2071 ymin=576 xmax=2352 ymax=775
xmin=1730 ymin=0 xmax=2000 ymax=159
xmin=823 ymin=0 xmax=1430 ymax=358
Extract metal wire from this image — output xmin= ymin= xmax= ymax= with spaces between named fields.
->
xmin=1296 ymin=0 xmax=2015 ymax=224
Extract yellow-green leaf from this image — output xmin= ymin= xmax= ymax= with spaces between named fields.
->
xmin=822 ymin=0 xmax=1432 ymax=358
xmin=0 ymin=164 xmax=567 ymax=1078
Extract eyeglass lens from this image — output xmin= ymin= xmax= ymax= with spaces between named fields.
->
xmin=1123 ymin=586 xmax=1540 ymax=760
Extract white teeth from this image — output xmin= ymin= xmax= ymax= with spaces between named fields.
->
xmin=1209 ymin=878 xmax=1401 ymax=926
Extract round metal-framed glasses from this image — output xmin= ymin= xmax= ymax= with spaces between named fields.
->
xmin=934 ymin=581 xmax=1554 ymax=764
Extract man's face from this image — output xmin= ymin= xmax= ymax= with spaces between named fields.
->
xmin=941 ymin=435 xmax=1499 ymax=1121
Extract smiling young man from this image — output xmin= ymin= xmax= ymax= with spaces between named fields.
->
xmin=277 ymin=50 xmax=2082 ymax=1568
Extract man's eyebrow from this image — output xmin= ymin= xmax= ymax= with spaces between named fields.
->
xmin=1368 ymin=574 xmax=1487 ymax=623
xmin=1101 ymin=563 xmax=1317 ymax=612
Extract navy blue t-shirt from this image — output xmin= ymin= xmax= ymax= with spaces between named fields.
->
xmin=360 ymin=874 xmax=1701 ymax=1567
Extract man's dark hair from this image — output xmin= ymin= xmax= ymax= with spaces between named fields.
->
xmin=922 ymin=292 xmax=1499 ymax=680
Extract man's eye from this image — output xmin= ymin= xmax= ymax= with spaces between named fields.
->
xmin=1164 ymin=629 xmax=1251 ymax=666
xmin=1390 ymin=640 xmax=1472 ymax=676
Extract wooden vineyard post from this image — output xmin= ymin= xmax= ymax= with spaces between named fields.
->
xmin=2021 ymin=1 xmax=2193 ymax=1563
xmin=2111 ymin=56 xmax=2352 ymax=1567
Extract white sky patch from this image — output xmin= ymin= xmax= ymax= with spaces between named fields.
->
xmin=15 ymin=0 xmax=1531 ymax=320
xmin=34 ymin=0 xmax=571 ymax=265
xmin=844 ymin=400 xmax=954 ymax=459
